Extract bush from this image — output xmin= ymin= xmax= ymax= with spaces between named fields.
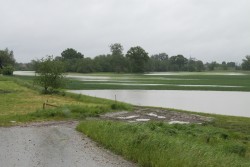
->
xmin=2 ymin=66 xmax=14 ymax=75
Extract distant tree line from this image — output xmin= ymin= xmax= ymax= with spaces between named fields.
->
xmin=9 ymin=44 xmax=250 ymax=73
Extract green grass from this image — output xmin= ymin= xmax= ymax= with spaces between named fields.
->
xmin=77 ymin=120 xmax=250 ymax=167
xmin=0 ymin=76 xmax=131 ymax=126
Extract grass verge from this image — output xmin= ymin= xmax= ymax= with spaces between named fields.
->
xmin=0 ymin=76 xmax=131 ymax=126
xmin=77 ymin=120 xmax=250 ymax=167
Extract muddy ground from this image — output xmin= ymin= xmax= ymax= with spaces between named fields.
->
xmin=102 ymin=107 xmax=213 ymax=124
xmin=0 ymin=121 xmax=136 ymax=167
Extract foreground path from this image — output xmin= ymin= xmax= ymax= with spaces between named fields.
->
xmin=0 ymin=121 xmax=136 ymax=167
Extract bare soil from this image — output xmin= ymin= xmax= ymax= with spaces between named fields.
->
xmin=101 ymin=107 xmax=213 ymax=124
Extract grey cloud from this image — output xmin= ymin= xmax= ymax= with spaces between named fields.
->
xmin=0 ymin=0 xmax=249 ymax=63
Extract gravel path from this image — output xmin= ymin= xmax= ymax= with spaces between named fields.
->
xmin=0 ymin=121 xmax=136 ymax=167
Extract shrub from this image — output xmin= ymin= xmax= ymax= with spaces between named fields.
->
xmin=2 ymin=65 xmax=14 ymax=75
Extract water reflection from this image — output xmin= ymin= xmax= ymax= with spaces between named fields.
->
xmin=68 ymin=90 xmax=250 ymax=117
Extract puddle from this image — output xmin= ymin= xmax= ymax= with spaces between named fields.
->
xmin=145 ymin=72 xmax=247 ymax=76
xmin=117 ymin=115 xmax=139 ymax=120
xmin=169 ymin=121 xmax=190 ymax=124
xmin=84 ymin=83 xmax=242 ymax=88
xmin=94 ymin=83 xmax=165 ymax=86
xmin=136 ymin=119 xmax=150 ymax=122
xmin=177 ymin=84 xmax=242 ymax=88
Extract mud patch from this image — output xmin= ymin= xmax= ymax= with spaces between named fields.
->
xmin=101 ymin=107 xmax=213 ymax=124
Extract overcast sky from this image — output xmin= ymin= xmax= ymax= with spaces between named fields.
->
xmin=0 ymin=0 xmax=249 ymax=63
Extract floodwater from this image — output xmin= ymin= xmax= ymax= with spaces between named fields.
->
xmin=68 ymin=90 xmax=250 ymax=117
xmin=145 ymin=72 xmax=247 ymax=76
xmin=13 ymin=71 xmax=249 ymax=117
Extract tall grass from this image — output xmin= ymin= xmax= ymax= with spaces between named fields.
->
xmin=77 ymin=121 xmax=250 ymax=167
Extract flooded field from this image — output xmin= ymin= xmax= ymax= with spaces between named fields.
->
xmin=68 ymin=90 xmax=250 ymax=117
xmin=14 ymin=71 xmax=250 ymax=117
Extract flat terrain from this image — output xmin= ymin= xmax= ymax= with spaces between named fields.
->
xmin=0 ymin=121 xmax=136 ymax=167
xmin=1 ymin=74 xmax=250 ymax=167
xmin=14 ymin=71 xmax=250 ymax=91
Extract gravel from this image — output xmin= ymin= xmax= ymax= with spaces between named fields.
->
xmin=0 ymin=121 xmax=136 ymax=167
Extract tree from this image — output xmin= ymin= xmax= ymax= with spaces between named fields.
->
xmin=126 ymin=46 xmax=149 ymax=73
xmin=150 ymin=53 xmax=169 ymax=71
xmin=35 ymin=56 xmax=65 ymax=94
xmin=61 ymin=48 xmax=84 ymax=72
xmin=207 ymin=61 xmax=217 ymax=71
xmin=94 ymin=54 xmax=113 ymax=72
xmin=110 ymin=43 xmax=127 ymax=73
xmin=169 ymin=55 xmax=188 ymax=71
xmin=221 ymin=61 xmax=228 ymax=70
xmin=196 ymin=60 xmax=204 ymax=72
xmin=76 ymin=58 xmax=94 ymax=73
xmin=0 ymin=48 xmax=15 ymax=75
xmin=242 ymin=55 xmax=250 ymax=70
xmin=61 ymin=48 xmax=84 ymax=60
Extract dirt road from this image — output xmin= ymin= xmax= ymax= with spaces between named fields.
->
xmin=0 ymin=121 xmax=135 ymax=167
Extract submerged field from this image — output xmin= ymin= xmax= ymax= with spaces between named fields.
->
xmin=14 ymin=71 xmax=250 ymax=91
xmin=1 ymin=73 xmax=250 ymax=166
xmin=65 ymin=71 xmax=250 ymax=91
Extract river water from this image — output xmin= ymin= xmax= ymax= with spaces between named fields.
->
xmin=68 ymin=90 xmax=250 ymax=117
xmin=13 ymin=71 xmax=250 ymax=117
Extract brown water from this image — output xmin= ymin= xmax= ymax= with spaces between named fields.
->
xmin=69 ymin=90 xmax=250 ymax=117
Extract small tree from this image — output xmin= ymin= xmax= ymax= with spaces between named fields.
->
xmin=35 ymin=56 xmax=65 ymax=94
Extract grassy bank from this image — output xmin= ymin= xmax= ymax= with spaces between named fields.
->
xmin=0 ymin=76 xmax=131 ymax=126
xmin=77 ymin=120 xmax=250 ymax=167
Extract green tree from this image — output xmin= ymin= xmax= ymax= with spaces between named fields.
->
xmin=0 ymin=48 xmax=15 ymax=75
xmin=61 ymin=48 xmax=84 ymax=72
xmin=35 ymin=56 xmax=65 ymax=94
xmin=169 ymin=55 xmax=188 ymax=71
xmin=207 ymin=61 xmax=217 ymax=71
xmin=242 ymin=55 xmax=250 ymax=70
xmin=76 ymin=58 xmax=94 ymax=73
xmin=61 ymin=48 xmax=84 ymax=60
xmin=196 ymin=60 xmax=204 ymax=72
xmin=126 ymin=46 xmax=149 ymax=73
xmin=221 ymin=61 xmax=228 ymax=70
xmin=94 ymin=55 xmax=112 ymax=72
xmin=110 ymin=43 xmax=127 ymax=73
xmin=150 ymin=53 xmax=169 ymax=71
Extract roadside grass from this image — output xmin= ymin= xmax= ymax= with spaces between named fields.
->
xmin=77 ymin=120 xmax=250 ymax=167
xmin=0 ymin=76 xmax=131 ymax=126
